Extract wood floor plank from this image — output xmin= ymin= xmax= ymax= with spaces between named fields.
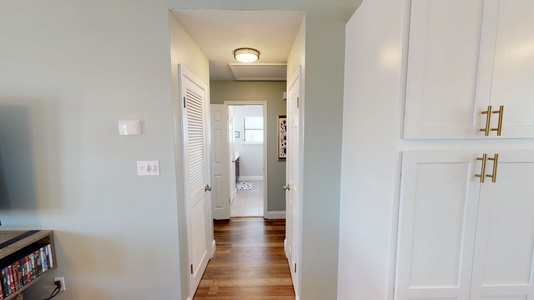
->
xmin=194 ymin=218 xmax=295 ymax=299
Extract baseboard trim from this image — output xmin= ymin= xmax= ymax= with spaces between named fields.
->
xmin=210 ymin=239 xmax=216 ymax=258
xmin=266 ymin=211 xmax=286 ymax=219
xmin=238 ymin=176 xmax=263 ymax=181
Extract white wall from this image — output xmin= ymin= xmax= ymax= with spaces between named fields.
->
xmin=338 ymin=0 xmax=406 ymax=299
xmin=232 ymin=105 xmax=264 ymax=178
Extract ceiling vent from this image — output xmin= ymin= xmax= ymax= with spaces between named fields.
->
xmin=229 ymin=63 xmax=287 ymax=81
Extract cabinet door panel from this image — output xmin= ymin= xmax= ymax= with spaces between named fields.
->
xmin=470 ymin=151 xmax=534 ymax=299
xmin=404 ymin=0 xmax=486 ymax=139
xmin=395 ymin=151 xmax=481 ymax=300
xmin=489 ymin=1 xmax=534 ymax=138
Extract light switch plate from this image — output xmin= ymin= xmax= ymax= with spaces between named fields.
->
xmin=137 ymin=161 xmax=159 ymax=176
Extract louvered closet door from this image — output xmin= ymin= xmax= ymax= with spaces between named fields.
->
xmin=179 ymin=65 xmax=212 ymax=297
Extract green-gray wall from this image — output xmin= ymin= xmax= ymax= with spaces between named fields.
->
xmin=1 ymin=2 xmax=183 ymax=299
xmin=0 ymin=0 xmax=361 ymax=299
xmin=211 ymin=81 xmax=287 ymax=212
xmin=169 ymin=12 xmax=211 ymax=300
xmin=300 ymin=11 xmax=347 ymax=299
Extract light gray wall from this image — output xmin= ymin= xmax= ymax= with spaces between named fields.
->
xmin=169 ymin=11 xmax=211 ymax=300
xmin=298 ymin=11 xmax=346 ymax=300
xmin=0 ymin=2 xmax=184 ymax=299
xmin=211 ymin=82 xmax=287 ymax=211
xmin=232 ymin=105 xmax=264 ymax=178
xmin=0 ymin=0 xmax=362 ymax=299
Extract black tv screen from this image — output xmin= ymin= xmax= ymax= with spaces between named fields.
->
xmin=0 ymin=105 xmax=37 ymax=211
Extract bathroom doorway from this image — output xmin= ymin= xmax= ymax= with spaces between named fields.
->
xmin=227 ymin=103 xmax=266 ymax=217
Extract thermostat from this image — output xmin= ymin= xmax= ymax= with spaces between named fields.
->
xmin=119 ymin=120 xmax=141 ymax=136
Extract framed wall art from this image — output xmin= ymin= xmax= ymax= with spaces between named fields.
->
xmin=278 ymin=115 xmax=287 ymax=159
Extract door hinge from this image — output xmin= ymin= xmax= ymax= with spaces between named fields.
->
xmin=183 ymin=96 xmax=186 ymax=108
xmin=229 ymin=198 xmax=231 ymax=204
xmin=294 ymin=263 xmax=297 ymax=273
xmin=190 ymin=264 xmax=193 ymax=274
xmin=297 ymin=97 xmax=300 ymax=109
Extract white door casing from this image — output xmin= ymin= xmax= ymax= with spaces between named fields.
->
xmin=285 ymin=66 xmax=302 ymax=297
xmin=178 ymin=65 xmax=214 ymax=298
xmin=210 ymin=104 xmax=231 ymax=220
xmin=224 ymin=101 xmax=268 ymax=218
xmin=228 ymin=106 xmax=236 ymax=206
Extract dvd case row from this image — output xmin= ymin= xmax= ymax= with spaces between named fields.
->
xmin=0 ymin=244 xmax=54 ymax=299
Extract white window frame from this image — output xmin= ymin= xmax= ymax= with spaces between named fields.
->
xmin=243 ymin=116 xmax=264 ymax=144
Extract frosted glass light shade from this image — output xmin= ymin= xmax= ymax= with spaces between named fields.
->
xmin=234 ymin=48 xmax=260 ymax=63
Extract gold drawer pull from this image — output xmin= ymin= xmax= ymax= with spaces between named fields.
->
xmin=486 ymin=154 xmax=499 ymax=183
xmin=480 ymin=106 xmax=492 ymax=136
xmin=475 ymin=154 xmax=488 ymax=183
xmin=491 ymin=105 xmax=504 ymax=136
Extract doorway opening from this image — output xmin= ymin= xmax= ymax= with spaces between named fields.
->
xmin=227 ymin=102 xmax=267 ymax=217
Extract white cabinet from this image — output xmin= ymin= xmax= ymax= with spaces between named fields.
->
xmin=404 ymin=0 xmax=534 ymax=139
xmin=395 ymin=151 xmax=534 ymax=300
xmin=470 ymin=151 xmax=534 ymax=299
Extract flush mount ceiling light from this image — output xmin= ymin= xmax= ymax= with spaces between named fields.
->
xmin=234 ymin=48 xmax=260 ymax=63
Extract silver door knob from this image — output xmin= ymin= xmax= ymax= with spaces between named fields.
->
xmin=283 ymin=184 xmax=290 ymax=191
xmin=205 ymin=184 xmax=212 ymax=192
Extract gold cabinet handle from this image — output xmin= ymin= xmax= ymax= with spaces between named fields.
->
xmin=480 ymin=106 xmax=492 ymax=136
xmin=485 ymin=154 xmax=499 ymax=183
xmin=491 ymin=105 xmax=504 ymax=136
xmin=475 ymin=154 xmax=488 ymax=183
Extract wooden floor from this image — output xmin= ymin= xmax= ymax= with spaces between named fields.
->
xmin=194 ymin=218 xmax=295 ymax=300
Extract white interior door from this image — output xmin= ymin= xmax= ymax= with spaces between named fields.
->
xmin=470 ymin=151 xmax=534 ymax=299
xmin=179 ymin=65 xmax=213 ymax=297
xmin=228 ymin=106 xmax=236 ymax=205
xmin=285 ymin=66 xmax=301 ymax=296
xmin=210 ymin=104 xmax=231 ymax=220
xmin=395 ymin=151 xmax=482 ymax=300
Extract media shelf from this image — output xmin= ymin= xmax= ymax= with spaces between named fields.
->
xmin=0 ymin=231 xmax=56 ymax=300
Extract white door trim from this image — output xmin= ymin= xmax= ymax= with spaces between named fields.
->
xmin=224 ymin=100 xmax=268 ymax=218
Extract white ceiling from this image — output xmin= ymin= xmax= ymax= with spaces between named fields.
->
xmin=171 ymin=9 xmax=305 ymax=81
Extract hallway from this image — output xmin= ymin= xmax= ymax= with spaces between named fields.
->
xmin=193 ymin=218 xmax=295 ymax=299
